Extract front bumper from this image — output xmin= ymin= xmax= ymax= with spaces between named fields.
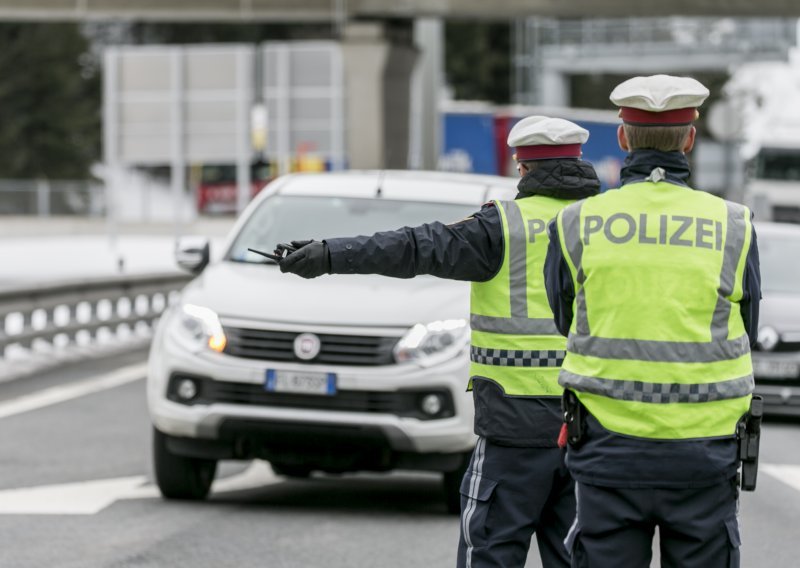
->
xmin=752 ymin=351 xmax=800 ymax=416
xmin=147 ymin=317 xmax=476 ymax=456
xmin=162 ymin=419 xmax=468 ymax=473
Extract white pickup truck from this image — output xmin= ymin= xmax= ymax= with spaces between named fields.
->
xmin=147 ymin=169 xmax=517 ymax=513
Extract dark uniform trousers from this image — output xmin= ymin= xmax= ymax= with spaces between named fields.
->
xmin=457 ymin=437 xmax=575 ymax=568
xmin=566 ymin=478 xmax=741 ymax=568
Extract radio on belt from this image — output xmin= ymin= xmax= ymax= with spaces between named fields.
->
xmin=738 ymin=395 xmax=763 ymax=491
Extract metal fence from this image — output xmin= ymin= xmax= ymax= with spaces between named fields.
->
xmin=0 ymin=179 xmax=105 ymax=216
xmin=519 ymin=17 xmax=797 ymax=57
xmin=0 ymin=273 xmax=191 ymax=362
xmin=514 ymin=17 xmax=798 ymax=105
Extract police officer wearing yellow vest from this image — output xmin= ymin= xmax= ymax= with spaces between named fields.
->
xmin=544 ymin=75 xmax=762 ymax=568
xmin=277 ymin=117 xmax=601 ymax=567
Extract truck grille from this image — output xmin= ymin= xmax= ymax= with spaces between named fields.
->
xmin=756 ymin=378 xmax=800 ymax=387
xmin=222 ymin=326 xmax=399 ymax=366
xmin=753 ymin=341 xmax=800 ymax=353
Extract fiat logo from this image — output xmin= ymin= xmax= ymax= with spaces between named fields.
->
xmin=293 ymin=333 xmax=321 ymax=360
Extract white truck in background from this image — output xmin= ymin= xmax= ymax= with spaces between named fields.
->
xmin=722 ymin=48 xmax=800 ymax=223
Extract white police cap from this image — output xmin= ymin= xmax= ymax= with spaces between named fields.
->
xmin=507 ymin=116 xmax=589 ymax=160
xmin=610 ymin=74 xmax=709 ymax=125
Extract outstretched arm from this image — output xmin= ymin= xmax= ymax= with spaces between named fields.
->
xmin=281 ymin=204 xmax=504 ymax=281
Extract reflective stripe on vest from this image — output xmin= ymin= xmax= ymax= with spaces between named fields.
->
xmin=556 ymin=182 xmax=753 ymax=439
xmin=559 ymin=369 xmax=753 ymax=403
xmin=469 ymin=196 xmax=572 ymax=396
xmin=470 ymin=314 xmax=559 ymax=335
xmin=471 ymin=347 xmax=566 ymax=368
xmin=506 ymin=197 xmax=529 ymax=318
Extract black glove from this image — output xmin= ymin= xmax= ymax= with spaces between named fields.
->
xmin=279 ymin=240 xmax=331 ymax=278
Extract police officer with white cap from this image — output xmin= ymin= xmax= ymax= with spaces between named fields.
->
xmin=544 ymin=75 xmax=762 ymax=567
xmin=278 ymin=117 xmax=601 ymax=567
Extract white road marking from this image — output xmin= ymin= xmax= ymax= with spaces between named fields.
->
xmin=0 ymin=362 xmax=146 ymax=419
xmin=210 ymin=460 xmax=278 ymax=493
xmin=0 ymin=461 xmax=281 ymax=515
xmin=120 ymin=460 xmax=279 ymax=501
xmin=761 ymin=463 xmax=800 ymax=494
xmin=0 ymin=476 xmax=147 ymax=515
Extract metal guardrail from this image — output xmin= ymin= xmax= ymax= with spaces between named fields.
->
xmin=0 ymin=273 xmax=191 ymax=360
xmin=0 ymin=179 xmax=105 ymax=216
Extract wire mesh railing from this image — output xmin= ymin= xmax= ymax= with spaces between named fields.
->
xmin=0 ymin=179 xmax=105 ymax=216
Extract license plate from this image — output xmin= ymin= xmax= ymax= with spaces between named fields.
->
xmin=753 ymin=360 xmax=800 ymax=379
xmin=265 ymin=369 xmax=336 ymax=395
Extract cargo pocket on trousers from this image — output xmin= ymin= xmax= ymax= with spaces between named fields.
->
xmin=724 ymin=516 xmax=741 ymax=568
xmin=460 ymin=474 xmax=499 ymax=546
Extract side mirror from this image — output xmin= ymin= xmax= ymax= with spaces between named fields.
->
xmin=175 ymin=236 xmax=210 ymax=275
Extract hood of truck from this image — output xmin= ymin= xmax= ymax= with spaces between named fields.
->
xmin=178 ymin=260 xmax=470 ymax=328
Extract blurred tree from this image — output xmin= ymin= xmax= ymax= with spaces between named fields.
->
xmin=0 ymin=19 xmax=511 ymax=181
xmin=0 ymin=23 xmax=100 ymax=179
xmin=445 ymin=22 xmax=511 ymax=104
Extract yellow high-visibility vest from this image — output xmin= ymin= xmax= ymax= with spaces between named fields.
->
xmin=555 ymin=179 xmax=753 ymax=440
xmin=469 ymin=196 xmax=573 ymax=396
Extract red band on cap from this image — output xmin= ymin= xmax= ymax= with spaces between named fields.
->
xmin=620 ymin=107 xmax=697 ymax=125
xmin=515 ymin=144 xmax=581 ymax=160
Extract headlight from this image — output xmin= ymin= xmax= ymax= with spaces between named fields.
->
xmin=394 ymin=319 xmax=469 ymax=366
xmin=757 ymin=326 xmax=780 ymax=352
xmin=174 ymin=304 xmax=227 ymax=353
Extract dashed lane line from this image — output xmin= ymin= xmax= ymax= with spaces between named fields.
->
xmin=0 ymin=362 xmax=146 ymax=419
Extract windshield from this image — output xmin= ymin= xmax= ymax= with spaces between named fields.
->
xmin=227 ymin=194 xmax=478 ymax=263
xmin=754 ymin=149 xmax=800 ymax=181
xmin=758 ymin=233 xmax=800 ymax=295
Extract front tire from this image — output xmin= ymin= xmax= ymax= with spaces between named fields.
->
xmin=442 ymin=452 xmax=471 ymax=515
xmin=153 ymin=428 xmax=217 ymax=500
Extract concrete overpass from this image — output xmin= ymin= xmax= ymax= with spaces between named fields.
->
xmin=2 ymin=0 xmax=800 ymax=21
xmin=19 ymin=1 xmax=798 ymax=178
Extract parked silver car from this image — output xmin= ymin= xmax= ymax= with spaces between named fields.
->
xmin=752 ymin=222 xmax=800 ymax=416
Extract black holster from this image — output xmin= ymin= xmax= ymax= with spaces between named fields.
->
xmin=562 ymin=389 xmax=585 ymax=447
xmin=737 ymin=395 xmax=763 ymax=492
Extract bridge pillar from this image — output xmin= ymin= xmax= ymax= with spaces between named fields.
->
xmin=410 ymin=18 xmax=444 ymax=170
xmin=342 ymin=22 xmax=418 ymax=169
xmin=540 ymin=68 xmax=571 ymax=107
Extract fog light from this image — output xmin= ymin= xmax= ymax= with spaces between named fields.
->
xmin=177 ymin=379 xmax=198 ymax=401
xmin=421 ymin=394 xmax=443 ymax=416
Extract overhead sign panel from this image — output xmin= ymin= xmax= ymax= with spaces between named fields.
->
xmin=185 ymin=47 xmax=253 ymax=162
xmin=104 ymin=45 xmax=254 ymax=166
xmin=262 ymin=42 xmax=345 ymax=170
xmin=113 ymin=49 xmax=174 ymax=164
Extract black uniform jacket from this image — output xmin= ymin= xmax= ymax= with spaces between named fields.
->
xmin=325 ymin=160 xmax=600 ymax=447
xmin=544 ymin=150 xmax=763 ymax=487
